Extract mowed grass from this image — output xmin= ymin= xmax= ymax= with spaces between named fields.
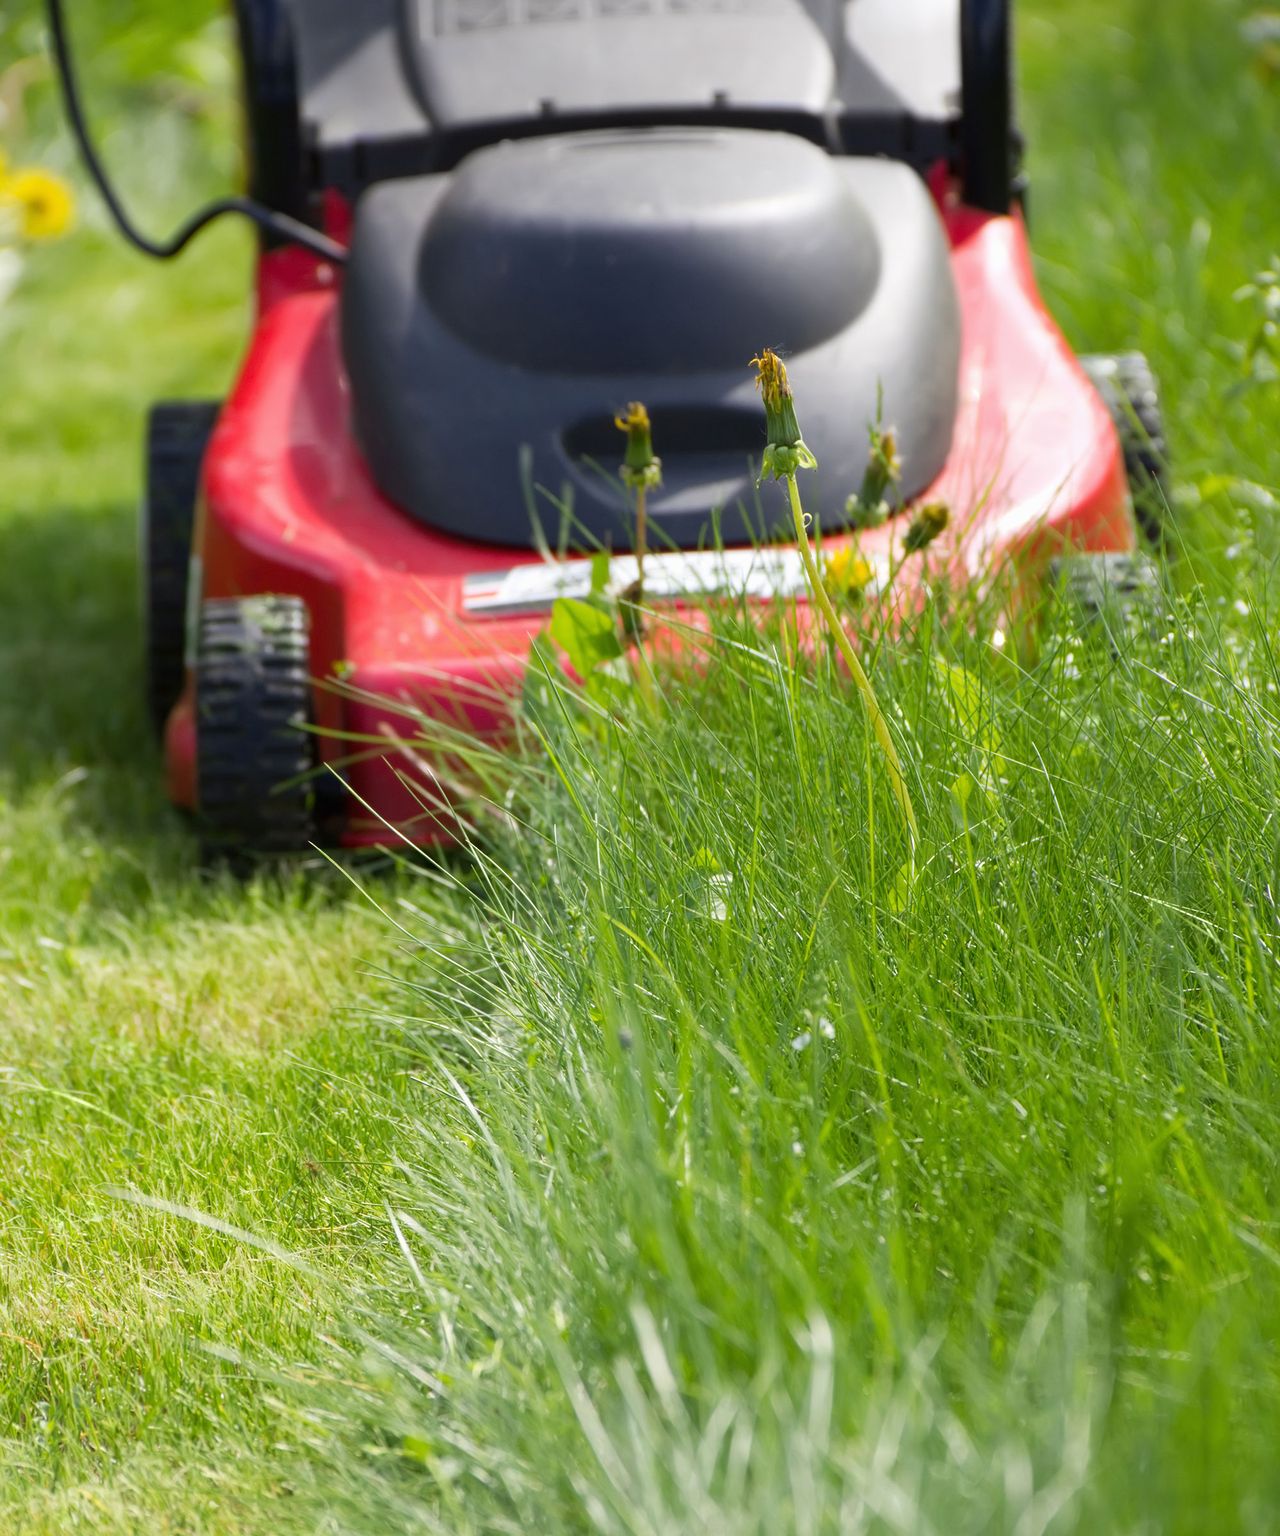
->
xmin=0 ymin=4 xmax=426 ymax=1530
xmin=0 ymin=0 xmax=1277 ymax=1531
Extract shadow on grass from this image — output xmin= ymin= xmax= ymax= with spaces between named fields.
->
xmin=0 ymin=500 xmax=153 ymax=777
xmin=0 ymin=499 xmax=214 ymax=908
xmin=0 ymin=498 xmax=413 ymax=929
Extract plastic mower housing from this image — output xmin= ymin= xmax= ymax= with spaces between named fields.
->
xmin=142 ymin=0 xmax=1144 ymax=853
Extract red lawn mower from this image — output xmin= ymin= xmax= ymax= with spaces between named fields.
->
xmin=50 ymin=0 xmax=1166 ymax=855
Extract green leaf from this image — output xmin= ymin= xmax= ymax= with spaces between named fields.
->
xmin=590 ymin=550 xmax=613 ymax=598
xmin=932 ymin=657 xmax=983 ymax=735
xmin=402 ymin=1434 xmax=434 ymax=1465
xmin=583 ymin=666 xmax=635 ymax=712
xmin=888 ymin=856 xmax=916 ymax=914
xmin=932 ymin=656 xmax=1007 ymax=781
xmin=550 ymin=598 xmax=624 ymax=679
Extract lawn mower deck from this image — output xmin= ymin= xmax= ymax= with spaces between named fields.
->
xmin=140 ymin=0 xmax=1147 ymax=853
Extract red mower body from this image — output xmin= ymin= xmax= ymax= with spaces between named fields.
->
xmin=163 ymin=188 xmax=1135 ymax=849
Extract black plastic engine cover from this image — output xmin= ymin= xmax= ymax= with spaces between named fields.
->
xmin=342 ymin=128 xmax=961 ymax=550
xmin=286 ymin=0 xmax=965 ymax=190
xmin=406 ymin=0 xmax=837 ymax=132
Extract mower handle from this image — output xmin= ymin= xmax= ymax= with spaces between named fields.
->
xmin=960 ymin=0 xmax=1015 ymax=213
xmin=232 ymin=0 xmax=308 ymax=226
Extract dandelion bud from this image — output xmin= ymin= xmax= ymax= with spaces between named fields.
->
xmin=615 ymin=402 xmax=663 ymax=491
xmin=858 ymin=424 xmax=901 ymax=514
xmin=751 ymin=350 xmax=818 ymax=482
xmin=845 ymin=492 xmax=889 ymax=532
xmin=903 ymin=501 xmax=951 ymax=554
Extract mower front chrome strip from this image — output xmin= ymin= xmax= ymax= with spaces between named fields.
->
xmin=462 ymin=544 xmax=884 ymax=619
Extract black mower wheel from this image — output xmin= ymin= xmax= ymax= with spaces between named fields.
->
xmin=195 ymin=595 xmax=318 ymax=862
xmin=143 ymin=401 xmax=220 ymax=736
xmin=1049 ymin=551 xmax=1164 ymax=648
xmin=960 ymin=0 xmax=1017 ymax=213
xmin=1080 ymin=352 xmax=1170 ymax=545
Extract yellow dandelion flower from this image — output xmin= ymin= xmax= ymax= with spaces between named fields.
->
xmin=824 ymin=545 xmax=874 ymax=597
xmin=3 ymin=167 xmax=76 ymax=242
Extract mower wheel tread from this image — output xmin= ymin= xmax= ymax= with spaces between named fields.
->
xmin=196 ymin=595 xmax=317 ymax=861
xmin=1050 ymin=551 xmax=1164 ymax=640
xmin=143 ymin=401 xmax=220 ymax=735
xmin=1080 ymin=352 xmax=1170 ymax=544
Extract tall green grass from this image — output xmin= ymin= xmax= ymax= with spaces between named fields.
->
xmin=299 ymin=8 xmax=1280 ymax=1527
xmin=1022 ymin=0 xmax=1280 ymax=573
xmin=305 ymin=576 xmax=1280 ymax=1533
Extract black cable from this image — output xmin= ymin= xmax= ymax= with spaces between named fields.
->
xmin=46 ymin=0 xmax=348 ymax=267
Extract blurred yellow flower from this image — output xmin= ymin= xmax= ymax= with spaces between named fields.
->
xmin=824 ymin=545 xmax=874 ymax=597
xmin=1 ymin=166 xmax=76 ymax=242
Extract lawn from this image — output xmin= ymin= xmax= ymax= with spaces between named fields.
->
xmin=0 ymin=1 xmax=1278 ymax=1532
